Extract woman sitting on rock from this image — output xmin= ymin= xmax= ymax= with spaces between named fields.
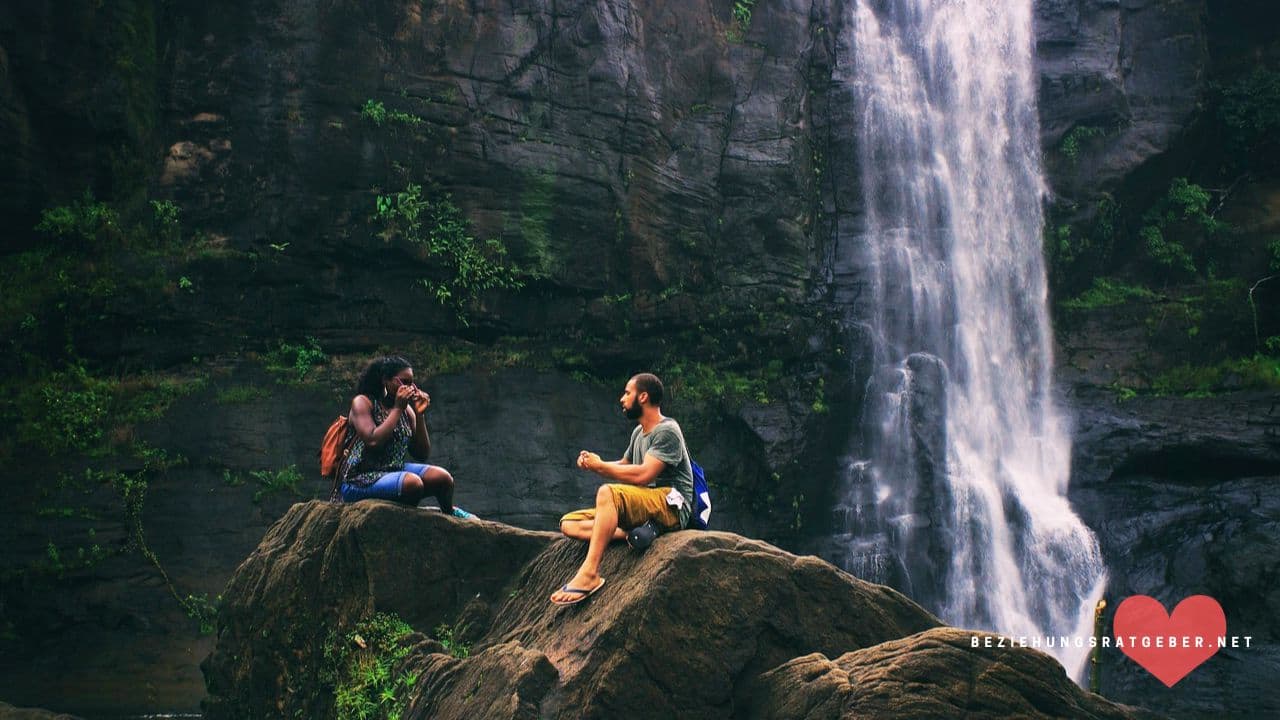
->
xmin=336 ymin=355 xmax=475 ymax=519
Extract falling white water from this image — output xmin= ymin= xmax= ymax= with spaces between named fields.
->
xmin=836 ymin=0 xmax=1107 ymax=679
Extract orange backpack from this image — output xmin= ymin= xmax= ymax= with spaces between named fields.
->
xmin=319 ymin=415 xmax=352 ymax=479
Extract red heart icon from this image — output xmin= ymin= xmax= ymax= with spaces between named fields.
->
xmin=1113 ymin=595 xmax=1226 ymax=687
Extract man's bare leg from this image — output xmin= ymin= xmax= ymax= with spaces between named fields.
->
xmin=551 ymin=485 xmax=617 ymax=602
xmin=560 ymin=518 xmax=625 ymax=542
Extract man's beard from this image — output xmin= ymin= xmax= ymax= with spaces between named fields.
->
xmin=623 ymin=400 xmax=643 ymax=420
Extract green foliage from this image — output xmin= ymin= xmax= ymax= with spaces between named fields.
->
xmin=1046 ymin=195 xmax=1119 ymax=290
xmin=2 ymin=367 xmax=212 ymax=637
xmin=42 ymin=538 xmax=109 ymax=578
xmin=726 ymin=0 xmax=756 ymax=41
xmin=361 ymin=98 xmax=426 ymax=128
xmin=215 ymin=385 xmax=260 ymax=405
xmin=666 ymin=359 xmax=771 ymax=404
xmin=1108 ymin=382 xmax=1138 ymax=403
xmin=516 ymin=171 xmax=556 ymax=278
xmin=1058 ymin=125 xmax=1105 ymax=162
xmin=248 ymin=465 xmax=306 ymax=504
xmin=7 ymin=362 xmax=202 ymax=455
xmin=87 ymin=445 xmax=216 ymax=633
xmin=374 ymin=183 xmax=524 ymax=324
xmin=7 ymin=192 xmax=203 ymax=374
xmin=1050 ymin=176 xmax=1242 ymax=297
xmin=19 ymin=364 xmax=112 ymax=453
xmin=151 ymin=199 xmax=180 ymax=226
xmin=388 ymin=109 xmax=426 ymax=127
xmin=433 ymin=622 xmax=472 ymax=659
xmin=1150 ymin=354 xmax=1280 ymax=396
xmin=183 ymin=593 xmax=221 ymax=635
xmin=1145 ymin=278 xmax=1248 ymax=342
xmin=1165 ymin=178 xmax=1220 ymax=231
xmin=128 ymin=375 xmax=208 ymax=423
xmin=361 ymin=99 xmax=388 ymax=125
xmin=1141 ymin=224 xmax=1196 ymax=276
xmin=152 ymin=199 xmax=182 ymax=247
xmin=1138 ymin=178 xmax=1225 ymax=279
xmin=811 ymin=377 xmax=829 ymax=414
xmin=265 ymin=337 xmax=327 ymax=382
xmin=35 ymin=190 xmax=121 ymax=247
xmin=323 ymin=613 xmax=418 ymax=720
xmin=23 ymin=470 xmax=122 ymax=583
xmin=99 ymin=0 xmax=159 ymax=203
xmin=1061 ymin=277 xmax=1160 ymax=312
xmin=1217 ymin=68 xmax=1280 ymax=175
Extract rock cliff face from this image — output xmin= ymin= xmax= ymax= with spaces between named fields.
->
xmin=1064 ymin=384 xmax=1280 ymax=718
xmin=4 ymin=0 xmax=830 ymax=356
xmin=1036 ymin=0 xmax=1209 ymax=204
xmin=0 ymin=0 xmax=1209 ymax=354
xmin=203 ymin=500 xmax=1159 ymax=720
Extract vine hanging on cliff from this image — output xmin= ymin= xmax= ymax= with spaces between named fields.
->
xmin=727 ymin=0 xmax=757 ymax=42
xmin=373 ymin=183 xmax=523 ymax=325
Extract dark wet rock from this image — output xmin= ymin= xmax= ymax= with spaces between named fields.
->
xmin=1064 ymin=385 xmax=1280 ymax=718
xmin=1068 ymin=386 xmax=1280 ymax=491
xmin=1036 ymin=0 xmax=1209 ymax=202
xmin=1 ymin=0 xmax=831 ymax=365
xmin=904 ymin=352 xmax=948 ymax=482
xmin=0 ymin=0 xmax=1218 ymax=362
xmin=748 ymin=627 xmax=1163 ymax=720
xmin=0 ymin=702 xmax=83 ymax=720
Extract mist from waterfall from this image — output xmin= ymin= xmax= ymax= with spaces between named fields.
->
xmin=834 ymin=0 xmax=1108 ymax=679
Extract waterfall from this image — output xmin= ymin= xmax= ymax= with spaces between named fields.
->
xmin=832 ymin=0 xmax=1107 ymax=679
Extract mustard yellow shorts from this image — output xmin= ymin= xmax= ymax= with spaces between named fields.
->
xmin=560 ymin=484 xmax=681 ymax=532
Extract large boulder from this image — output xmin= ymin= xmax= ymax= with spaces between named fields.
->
xmin=748 ymin=628 xmax=1162 ymax=720
xmin=200 ymin=500 xmax=557 ymax=719
xmin=203 ymin=500 xmax=1159 ymax=719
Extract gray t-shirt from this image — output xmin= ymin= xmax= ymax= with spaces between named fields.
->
xmin=624 ymin=417 xmax=694 ymax=528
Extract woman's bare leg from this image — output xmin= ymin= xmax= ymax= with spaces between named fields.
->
xmin=420 ymin=466 xmax=455 ymax=513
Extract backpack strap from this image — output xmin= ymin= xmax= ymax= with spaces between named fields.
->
xmin=327 ymin=418 xmax=356 ymax=503
xmin=673 ymin=424 xmax=697 ymax=526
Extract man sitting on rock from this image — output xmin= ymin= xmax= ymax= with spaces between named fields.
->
xmin=550 ymin=372 xmax=695 ymax=605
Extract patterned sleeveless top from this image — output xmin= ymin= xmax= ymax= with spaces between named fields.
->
xmin=340 ymin=398 xmax=413 ymax=488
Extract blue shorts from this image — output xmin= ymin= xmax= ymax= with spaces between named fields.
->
xmin=340 ymin=463 xmax=432 ymax=503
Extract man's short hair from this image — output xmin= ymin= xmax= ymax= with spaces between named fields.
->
xmin=631 ymin=373 xmax=664 ymax=407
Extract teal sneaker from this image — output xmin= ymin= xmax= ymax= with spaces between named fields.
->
xmin=450 ymin=506 xmax=477 ymax=520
